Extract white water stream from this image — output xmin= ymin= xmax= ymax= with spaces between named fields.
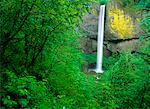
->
xmin=89 ymin=5 xmax=105 ymax=73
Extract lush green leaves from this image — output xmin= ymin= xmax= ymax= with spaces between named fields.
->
xmin=0 ymin=0 xmax=149 ymax=108
xmin=101 ymin=53 xmax=150 ymax=108
xmin=0 ymin=70 xmax=52 ymax=108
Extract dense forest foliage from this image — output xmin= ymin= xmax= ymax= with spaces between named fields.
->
xmin=0 ymin=0 xmax=149 ymax=108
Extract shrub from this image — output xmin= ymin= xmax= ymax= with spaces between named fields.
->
xmin=0 ymin=70 xmax=52 ymax=108
xmin=101 ymin=53 xmax=150 ymax=108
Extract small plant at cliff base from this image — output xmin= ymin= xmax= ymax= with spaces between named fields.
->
xmin=101 ymin=53 xmax=150 ymax=108
xmin=103 ymin=53 xmax=120 ymax=70
xmin=84 ymin=53 xmax=97 ymax=65
xmin=108 ymin=6 xmax=135 ymax=39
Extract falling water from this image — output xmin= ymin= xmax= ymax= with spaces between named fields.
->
xmin=89 ymin=5 xmax=105 ymax=73
xmin=95 ymin=5 xmax=105 ymax=73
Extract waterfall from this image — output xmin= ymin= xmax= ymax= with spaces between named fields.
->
xmin=95 ymin=5 xmax=105 ymax=73
xmin=89 ymin=5 xmax=105 ymax=73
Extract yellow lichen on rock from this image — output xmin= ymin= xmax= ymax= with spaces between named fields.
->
xmin=92 ymin=9 xmax=98 ymax=16
xmin=108 ymin=7 xmax=135 ymax=39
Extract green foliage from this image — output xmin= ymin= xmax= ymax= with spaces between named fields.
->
xmin=138 ymin=4 xmax=150 ymax=65
xmin=84 ymin=53 xmax=97 ymax=65
xmin=49 ymin=75 xmax=100 ymax=108
xmin=0 ymin=0 xmax=96 ymax=108
xmin=136 ymin=0 xmax=150 ymax=10
xmin=0 ymin=0 xmax=149 ymax=108
xmin=0 ymin=70 xmax=52 ymax=108
xmin=97 ymin=0 xmax=109 ymax=4
xmin=117 ymin=0 xmax=150 ymax=9
xmin=0 ymin=0 xmax=90 ymax=75
xmin=101 ymin=53 xmax=150 ymax=108
xmin=140 ymin=13 xmax=150 ymax=38
xmin=103 ymin=53 xmax=120 ymax=70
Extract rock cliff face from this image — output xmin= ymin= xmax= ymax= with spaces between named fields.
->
xmin=81 ymin=1 xmax=142 ymax=56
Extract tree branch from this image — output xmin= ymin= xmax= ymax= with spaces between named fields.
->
xmin=2 ymin=0 xmax=36 ymax=48
xmin=11 ymin=0 xmax=24 ymax=29
xmin=28 ymin=23 xmax=61 ymax=67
